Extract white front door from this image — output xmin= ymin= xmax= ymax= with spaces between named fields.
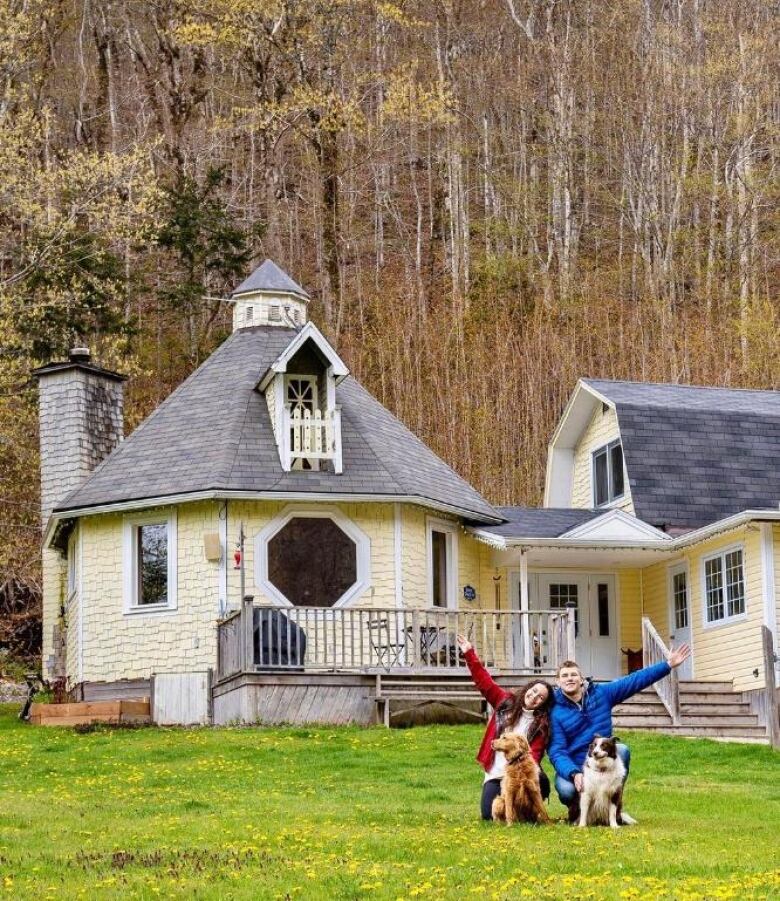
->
xmin=531 ymin=573 xmax=620 ymax=679
xmin=668 ymin=564 xmax=693 ymax=680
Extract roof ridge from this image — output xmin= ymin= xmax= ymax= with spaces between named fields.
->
xmin=584 ymin=377 xmax=779 ymax=395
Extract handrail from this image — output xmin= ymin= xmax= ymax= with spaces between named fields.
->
xmin=216 ymin=605 xmax=574 ymax=679
xmin=641 ymin=615 xmax=679 ymax=724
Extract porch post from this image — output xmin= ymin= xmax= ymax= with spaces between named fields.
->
xmin=520 ymin=550 xmax=531 ymax=669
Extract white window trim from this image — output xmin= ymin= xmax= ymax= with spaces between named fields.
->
xmin=426 ymin=516 xmax=459 ymax=609
xmin=667 ymin=560 xmax=690 ymax=634
xmin=122 ymin=510 xmax=178 ymax=615
xmin=701 ymin=542 xmax=747 ymax=630
xmin=591 ymin=438 xmax=625 ymax=508
xmin=254 ymin=504 xmax=371 ymax=609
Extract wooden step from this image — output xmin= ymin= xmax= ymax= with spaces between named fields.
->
xmin=679 ymin=681 xmax=734 ymax=692
xmin=643 ymin=725 xmax=769 ymax=740
xmin=613 ymin=701 xmax=666 ymax=716
xmin=678 ymin=691 xmax=745 ymax=704
xmin=680 ymin=703 xmax=753 ymax=716
xmin=614 ymin=715 xmax=672 ymax=728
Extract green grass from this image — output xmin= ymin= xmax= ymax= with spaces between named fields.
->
xmin=0 ymin=704 xmax=777 ymax=900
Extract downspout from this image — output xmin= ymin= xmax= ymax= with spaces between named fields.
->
xmin=218 ymin=500 xmax=228 ymax=617
xmin=78 ymin=523 xmax=84 ymax=685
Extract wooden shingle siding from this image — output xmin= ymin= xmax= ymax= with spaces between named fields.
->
xmin=75 ymin=497 xmax=468 ymax=685
xmin=640 ymin=526 xmax=767 ymax=691
xmin=618 ymin=570 xmax=642 ymax=666
xmin=570 ymin=406 xmax=634 ymax=514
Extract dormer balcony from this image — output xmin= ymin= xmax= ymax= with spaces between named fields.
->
xmin=282 ymin=404 xmax=343 ymax=473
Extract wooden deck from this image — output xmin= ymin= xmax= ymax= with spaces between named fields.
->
xmin=217 ymin=598 xmax=575 ymax=680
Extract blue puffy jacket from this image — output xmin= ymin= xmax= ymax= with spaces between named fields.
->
xmin=548 ymin=662 xmax=671 ymax=780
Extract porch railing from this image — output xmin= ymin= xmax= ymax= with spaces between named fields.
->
xmin=216 ymin=597 xmax=576 ymax=681
xmin=641 ymin=615 xmax=680 ymax=724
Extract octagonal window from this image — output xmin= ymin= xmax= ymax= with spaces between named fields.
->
xmin=267 ymin=516 xmax=358 ymax=607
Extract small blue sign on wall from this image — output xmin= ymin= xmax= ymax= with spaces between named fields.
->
xmin=463 ymin=585 xmax=477 ymax=602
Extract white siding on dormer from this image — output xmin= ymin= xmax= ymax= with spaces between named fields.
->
xmin=570 ymin=405 xmax=634 ymax=514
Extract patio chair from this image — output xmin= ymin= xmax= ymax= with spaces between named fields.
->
xmin=367 ymin=617 xmax=406 ymax=670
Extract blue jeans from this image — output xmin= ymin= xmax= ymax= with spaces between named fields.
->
xmin=555 ymin=743 xmax=631 ymax=806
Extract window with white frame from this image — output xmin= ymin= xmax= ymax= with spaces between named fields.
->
xmin=671 ymin=567 xmax=688 ymax=630
xmin=255 ymin=506 xmax=370 ymax=609
xmin=592 ymin=439 xmax=625 ymax=507
xmin=427 ymin=519 xmax=458 ymax=608
xmin=703 ymin=547 xmax=745 ymax=625
xmin=123 ymin=512 xmax=177 ymax=612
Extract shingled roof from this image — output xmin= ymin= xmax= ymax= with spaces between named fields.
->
xmin=479 ymin=507 xmax=602 ymax=539
xmin=583 ymin=379 xmax=780 ymax=530
xmin=56 ymin=326 xmax=501 ymax=523
xmin=231 ymin=259 xmax=309 ymax=299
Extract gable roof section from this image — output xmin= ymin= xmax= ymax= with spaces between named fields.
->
xmin=481 ymin=507 xmax=603 ymax=539
xmin=257 ymin=322 xmax=349 ymax=391
xmin=55 ymin=326 xmax=500 ymax=523
xmin=582 ymin=379 xmax=780 ymax=530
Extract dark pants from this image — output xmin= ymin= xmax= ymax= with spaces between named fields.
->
xmin=480 ymin=768 xmax=551 ymax=821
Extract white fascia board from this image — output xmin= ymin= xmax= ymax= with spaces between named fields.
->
xmin=45 ymin=490 xmax=503 ymax=547
xmin=468 ymin=509 xmax=780 ymax=554
xmin=543 ymin=380 xmax=604 ymax=507
xmin=561 ymin=509 xmax=670 ymax=541
xmin=669 ymin=509 xmax=780 ymax=549
xmin=257 ymin=322 xmax=349 ymax=391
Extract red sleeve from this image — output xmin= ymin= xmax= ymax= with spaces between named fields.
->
xmin=529 ymin=728 xmax=547 ymax=765
xmin=464 ymin=648 xmax=511 ymax=710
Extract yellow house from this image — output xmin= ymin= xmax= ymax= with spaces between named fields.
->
xmin=34 ymin=262 xmax=780 ymax=733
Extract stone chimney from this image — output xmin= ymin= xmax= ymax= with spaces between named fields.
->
xmin=33 ymin=347 xmax=126 ymax=525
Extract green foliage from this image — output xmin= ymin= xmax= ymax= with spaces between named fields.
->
xmin=157 ymin=167 xmax=261 ymax=315
xmin=0 ymin=710 xmax=778 ymax=899
xmin=12 ymin=230 xmax=130 ymax=361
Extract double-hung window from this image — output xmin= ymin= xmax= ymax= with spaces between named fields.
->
xmin=123 ymin=511 xmax=177 ymax=613
xmin=427 ymin=518 xmax=458 ymax=608
xmin=703 ymin=546 xmax=745 ymax=625
xmin=592 ymin=439 xmax=625 ymax=507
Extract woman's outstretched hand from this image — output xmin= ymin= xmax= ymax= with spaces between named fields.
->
xmin=456 ymin=634 xmax=472 ymax=654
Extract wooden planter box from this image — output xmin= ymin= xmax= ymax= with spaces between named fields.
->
xmin=29 ymin=700 xmax=151 ymax=727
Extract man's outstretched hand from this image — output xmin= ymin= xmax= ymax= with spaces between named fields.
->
xmin=667 ymin=643 xmax=691 ymax=669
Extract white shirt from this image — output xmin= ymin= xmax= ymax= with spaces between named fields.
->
xmin=484 ymin=709 xmax=534 ymax=782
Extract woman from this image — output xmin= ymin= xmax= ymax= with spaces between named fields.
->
xmin=456 ymin=634 xmax=554 ymax=821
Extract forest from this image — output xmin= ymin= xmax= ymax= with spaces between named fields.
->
xmin=0 ymin=0 xmax=777 ymax=663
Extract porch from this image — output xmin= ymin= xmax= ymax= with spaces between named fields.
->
xmin=213 ymin=599 xmax=576 ymax=726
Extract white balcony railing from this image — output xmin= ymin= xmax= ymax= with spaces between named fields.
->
xmin=281 ymin=405 xmax=342 ymax=473
xmin=217 ymin=600 xmax=576 ymax=680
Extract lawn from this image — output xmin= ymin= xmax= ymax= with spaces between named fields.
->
xmin=0 ymin=704 xmax=777 ymax=900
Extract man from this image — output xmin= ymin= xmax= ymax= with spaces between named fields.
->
xmin=548 ymin=644 xmax=691 ymax=824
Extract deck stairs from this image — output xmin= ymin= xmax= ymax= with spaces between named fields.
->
xmin=613 ymin=680 xmax=768 ymax=743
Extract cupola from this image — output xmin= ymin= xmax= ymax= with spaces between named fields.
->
xmin=231 ymin=259 xmax=309 ymax=330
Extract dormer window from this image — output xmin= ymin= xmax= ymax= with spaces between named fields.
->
xmin=593 ymin=439 xmax=624 ymax=506
xmin=286 ymin=376 xmax=317 ymax=413
xmin=258 ymin=322 xmax=349 ymax=475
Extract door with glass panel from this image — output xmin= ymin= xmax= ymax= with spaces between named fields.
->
xmin=668 ymin=564 xmax=692 ymax=679
xmin=533 ymin=574 xmax=619 ymax=679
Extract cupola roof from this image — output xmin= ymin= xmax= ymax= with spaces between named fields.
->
xmin=231 ymin=259 xmax=309 ymax=300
